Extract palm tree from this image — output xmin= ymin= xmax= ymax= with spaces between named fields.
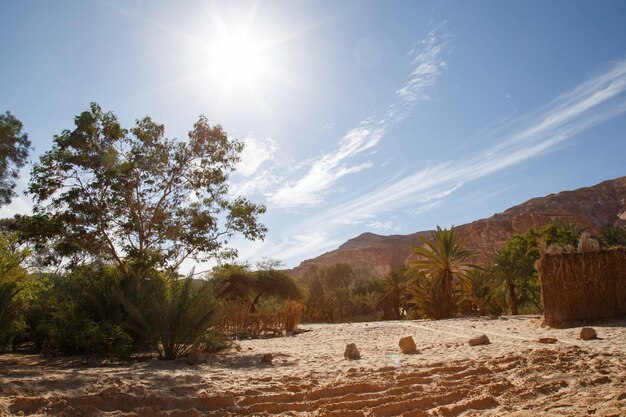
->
xmin=407 ymin=226 xmax=474 ymax=319
xmin=381 ymin=267 xmax=409 ymax=320
xmin=600 ymin=226 xmax=626 ymax=247
xmin=121 ymin=275 xmax=216 ymax=360
xmin=349 ymin=292 xmax=366 ymax=316
xmin=363 ymin=291 xmax=382 ymax=318
xmin=460 ymin=269 xmax=497 ymax=316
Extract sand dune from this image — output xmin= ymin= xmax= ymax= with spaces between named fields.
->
xmin=1 ymin=315 xmax=625 ymax=416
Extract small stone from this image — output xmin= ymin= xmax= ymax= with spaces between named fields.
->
xmin=399 ymin=336 xmax=418 ymax=354
xmin=344 ymin=343 xmax=361 ymax=360
xmin=580 ymin=327 xmax=597 ymax=340
xmin=468 ymin=334 xmax=490 ymax=346
xmin=186 ymin=348 xmax=206 ymax=365
xmin=537 ymin=337 xmax=558 ymax=344
xmin=261 ymin=354 xmax=273 ymax=364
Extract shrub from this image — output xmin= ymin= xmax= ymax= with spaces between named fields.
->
xmin=121 ymin=275 xmax=216 ymax=360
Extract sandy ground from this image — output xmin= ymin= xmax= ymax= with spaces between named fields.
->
xmin=1 ymin=315 xmax=625 ymax=416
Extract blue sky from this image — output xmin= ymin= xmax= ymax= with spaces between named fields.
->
xmin=2 ymin=0 xmax=626 ymax=269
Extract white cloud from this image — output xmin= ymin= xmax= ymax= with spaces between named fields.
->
xmin=0 ymin=195 xmax=33 ymax=218
xmin=366 ymin=221 xmax=396 ymax=231
xmin=268 ymin=126 xmax=383 ymax=207
xmin=237 ymin=135 xmax=279 ymax=176
xmin=268 ymin=26 xmax=450 ymax=208
xmin=263 ymin=58 xmax=626 ymax=266
xmin=229 ymin=136 xmax=288 ymax=197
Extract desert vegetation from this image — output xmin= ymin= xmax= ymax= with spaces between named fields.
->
xmin=296 ymin=223 xmax=624 ymax=322
xmin=0 ymin=104 xmax=304 ymax=359
xmin=1 ymin=104 xmax=625 ymax=363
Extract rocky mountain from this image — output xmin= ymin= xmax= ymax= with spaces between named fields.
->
xmin=291 ymin=176 xmax=626 ymax=277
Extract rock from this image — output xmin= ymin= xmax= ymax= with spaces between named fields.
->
xmin=344 ymin=343 xmax=361 ymax=360
xmin=468 ymin=334 xmax=490 ymax=346
xmin=186 ymin=348 xmax=206 ymax=365
xmin=488 ymin=315 xmax=499 ymax=320
xmin=580 ymin=327 xmax=597 ymax=340
xmin=398 ymin=336 xmax=418 ymax=354
xmin=261 ymin=354 xmax=273 ymax=364
xmin=537 ymin=337 xmax=558 ymax=344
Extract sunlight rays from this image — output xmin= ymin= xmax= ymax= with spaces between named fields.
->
xmin=101 ymin=0 xmax=336 ymax=104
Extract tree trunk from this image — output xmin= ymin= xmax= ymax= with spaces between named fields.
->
xmin=507 ymin=279 xmax=518 ymax=315
xmin=393 ymin=292 xmax=401 ymax=320
xmin=443 ymin=271 xmax=455 ymax=318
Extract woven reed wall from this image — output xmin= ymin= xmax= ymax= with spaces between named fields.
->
xmin=538 ymin=248 xmax=626 ymax=326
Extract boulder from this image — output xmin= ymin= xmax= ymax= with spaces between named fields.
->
xmin=468 ymin=334 xmax=490 ymax=346
xmin=537 ymin=337 xmax=558 ymax=344
xmin=399 ymin=336 xmax=418 ymax=354
xmin=344 ymin=343 xmax=361 ymax=360
xmin=186 ymin=348 xmax=206 ymax=365
xmin=261 ymin=354 xmax=273 ymax=364
xmin=580 ymin=327 xmax=597 ymax=340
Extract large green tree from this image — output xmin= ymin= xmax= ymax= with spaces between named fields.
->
xmin=492 ymin=223 xmax=580 ymax=315
xmin=28 ymin=103 xmax=266 ymax=279
xmin=0 ymin=112 xmax=31 ymax=206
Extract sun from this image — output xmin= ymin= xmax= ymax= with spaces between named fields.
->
xmin=203 ymin=30 xmax=272 ymax=89
xmin=214 ymin=35 xmax=265 ymax=83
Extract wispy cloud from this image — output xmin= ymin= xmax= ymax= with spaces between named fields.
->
xmin=267 ymin=27 xmax=450 ymax=208
xmin=256 ymin=58 xmax=626 ymax=265
xmin=229 ymin=136 xmax=288 ymax=196
xmin=306 ymin=59 xmax=626 ymax=226
xmin=366 ymin=220 xmax=397 ymax=232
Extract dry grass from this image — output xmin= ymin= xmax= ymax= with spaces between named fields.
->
xmin=214 ymin=301 xmax=304 ymax=337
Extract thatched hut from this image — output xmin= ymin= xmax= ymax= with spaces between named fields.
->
xmin=537 ymin=248 xmax=626 ymax=327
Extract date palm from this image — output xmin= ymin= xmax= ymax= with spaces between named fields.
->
xmin=407 ymin=226 xmax=474 ymax=319
xmin=460 ymin=269 xmax=497 ymax=316
xmin=381 ymin=267 xmax=409 ymax=320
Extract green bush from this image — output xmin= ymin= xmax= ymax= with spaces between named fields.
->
xmin=121 ymin=274 xmax=216 ymax=360
xmin=197 ymin=330 xmax=230 ymax=353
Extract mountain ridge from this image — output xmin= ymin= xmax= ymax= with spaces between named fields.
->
xmin=290 ymin=176 xmax=626 ymax=277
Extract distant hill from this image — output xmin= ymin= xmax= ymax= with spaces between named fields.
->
xmin=290 ymin=176 xmax=626 ymax=277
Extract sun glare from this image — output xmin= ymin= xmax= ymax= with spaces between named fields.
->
xmin=204 ymin=31 xmax=271 ymax=89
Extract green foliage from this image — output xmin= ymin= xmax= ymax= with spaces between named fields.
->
xmin=0 ymin=281 xmax=20 ymax=350
xmin=25 ymin=268 xmax=133 ymax=358
xmin=121 ymin=274 xmax=216 ymax=360
xmin=492 ymin=223 xmax=581 ymax=315
xmin=299 ymin=262 xmax=406 ymax=323
xmin=36 ymin=315 xmax=132 ymax=359
xmin=459 ymin=269 xmax=501 ymax=316
xmin=381 ymin=267 xmax=410 ymax=320
xmin=406 ymin=226 xmax=474 ymax=319
xmin=600 ymin=226 xmax=626 ymax=247
xmin=0 ymin=112 xmax=31 ymax=206
xmin=212 ymin=263 xmax=302 ymax=312
xmin=0 ymin=233 xmax=30 ymax=351
xmin=27 ymin=103 xmax=266 ymax=275
xmin=197 ymin=330 xmax=230 ymax=353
